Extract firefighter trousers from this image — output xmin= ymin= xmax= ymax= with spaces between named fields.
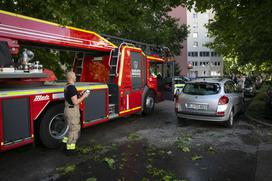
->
xmin=64 ymin=102 xmax=81 ymax=148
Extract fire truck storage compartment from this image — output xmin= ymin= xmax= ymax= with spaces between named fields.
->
xmin=1 ymin=97 xmax=31 ymax=144
xmin=84 ymin=88 xmax=107 ymax=122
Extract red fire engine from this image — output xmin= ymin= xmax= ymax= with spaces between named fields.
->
xmin=0 ymin=10 xmax=174 ymax=151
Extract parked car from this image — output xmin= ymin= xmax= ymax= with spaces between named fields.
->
xmin=175 ymin=78 xmax=245 ymax=128
xmin=244 ymin=78 xmax=256 ymax=97
xmin=173 ymin=76 xmax=189 ymax=95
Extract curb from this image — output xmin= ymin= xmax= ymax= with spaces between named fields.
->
xmin=245 ymin=112 xmax=272 ymax=127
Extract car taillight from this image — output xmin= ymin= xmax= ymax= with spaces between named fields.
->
xmin=217 ymin=96 xmax=229 ymax=116
xmin=218 ymin=96 xmax=229 ymax=105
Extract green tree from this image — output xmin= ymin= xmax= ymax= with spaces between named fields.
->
xmin=0 ymin=0 xmax=188 ymax=78
xmin=180 ymin=0 xmax=272 ymax=70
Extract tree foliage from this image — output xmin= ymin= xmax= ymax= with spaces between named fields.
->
xmin=180 ymin=0 xmax=272 ymax=73
xmin=0 ymin=0 xmax=188 ymax=78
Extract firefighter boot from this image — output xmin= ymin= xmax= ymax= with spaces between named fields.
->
xmin=64 ymin=143 xmax=78 ymax=156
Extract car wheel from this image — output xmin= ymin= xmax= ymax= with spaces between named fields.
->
xmin=142 ymin=90 xmax=155 ymax=115
xmin=39 ymin=104 xmax=68 ymax=148
xmin=224 ymin=109 xmax=234 ymax=128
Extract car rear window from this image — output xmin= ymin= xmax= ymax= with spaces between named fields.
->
xmin=183 ymin=82 xmax=221 ymax=95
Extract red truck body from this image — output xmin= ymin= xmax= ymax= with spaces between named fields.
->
xmin=0 ymin=10 xmax=171 ymax=151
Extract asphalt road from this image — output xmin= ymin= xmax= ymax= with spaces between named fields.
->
xmin=0 ymin=100 xmax=272 ymax=181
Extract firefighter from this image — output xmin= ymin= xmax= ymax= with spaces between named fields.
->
xmin=62 ymin=71 xmax=89 ymax=154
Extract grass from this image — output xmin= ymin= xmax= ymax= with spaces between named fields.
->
xmin=247 ymin=82 xmax=272 ymax=121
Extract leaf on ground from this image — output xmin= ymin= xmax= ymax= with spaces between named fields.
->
xmin=208 ymin=146 xmax=216 ymax=153
xmin=86 ymin=178 xmax=97 ymax=181
xmin=140 ymin=177 xmax=149 ymax=181
xmin=176 ymin=133 xmax=192 ymax=153
xmin=104 ymin=157 xmax=115 ymax=169
xmin=127 ymin=133 xmax=140 ymax=141
xmin=181 ymin=146 xmax=191 ymax=153
xmin=191 ymin=155 xmax=203 ymax=161
xmin=78 ymin=146 xmax=91 ymax=154
xmin=91 ymin=144 xmax=105 ymax=153
xmin=111 ymin=143 xmax=118 ymax=150
xmin=121 ymin=158 xmax=127 ymax=162
xmin=56 ymin=164 xmax=76 ymax=175
xmin=162 ymin=175 xmax=173 ymax=181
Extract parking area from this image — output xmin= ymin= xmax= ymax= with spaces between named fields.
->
xmin=0 ymin=100 xmax=272 ymax=181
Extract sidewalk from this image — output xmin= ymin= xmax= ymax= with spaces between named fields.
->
xmin=245 ymin=83 xmax=272 ymax=127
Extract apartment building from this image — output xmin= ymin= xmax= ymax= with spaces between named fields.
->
xmin=169 ymin=7 xmax=224 ymax=78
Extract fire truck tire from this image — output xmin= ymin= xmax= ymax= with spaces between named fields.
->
xmin=143 ymin=90 xmax=155 ymax=115
xmin=39 ymin=104 xmax=67 ymax=149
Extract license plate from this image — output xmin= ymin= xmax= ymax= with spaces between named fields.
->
xmin=186 ymin=103 xmax=208 ymax=110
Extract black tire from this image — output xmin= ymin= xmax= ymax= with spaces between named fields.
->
xmin=39 ymin=104 xmax=68 ymax=149
xmin=224 ymin=109 xmax=234 ymax=128
xmin=142 ymin=90 xmax=155 ymax=115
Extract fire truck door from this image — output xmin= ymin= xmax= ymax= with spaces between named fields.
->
xmin=126 ymin=51 xmax=144 ymax=109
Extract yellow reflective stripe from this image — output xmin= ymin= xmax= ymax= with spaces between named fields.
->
xmin=0 ymin=10 xmax=117 ymax=48
xmin=67 ymin=143 xmax=76 ymax=150
xmin=147 ymin=56 xmax=164 ymax=62
xmin=0 ymin=85 xmax=107 ymax=97
xmin=118 ymin=46 xmax=127 ymax=86
xmin=120 ymin=106 xmax=141 ymax=114
xmin=175 ymin=84 xmax=185 ymax=87
xmin=62 ymin=137 xmax=68 ymax=143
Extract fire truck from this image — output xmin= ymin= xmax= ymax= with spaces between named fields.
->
xmin=0 ymin=10 xmax=174 ymax=151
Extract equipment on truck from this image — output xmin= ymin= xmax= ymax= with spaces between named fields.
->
xmin=0 ymin=10 xmax=175 ymax=152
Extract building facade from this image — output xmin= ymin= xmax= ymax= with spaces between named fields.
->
xmin=169 ymin=7 xmax=224 ymax=78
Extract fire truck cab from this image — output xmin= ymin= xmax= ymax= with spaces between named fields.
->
xmin=0 ymin=10 xmax=173 ymax=151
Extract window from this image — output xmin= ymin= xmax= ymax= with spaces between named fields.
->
xmin=204 ymin=33 xmax=209 ymax=37
xmin=200 ymin=51 xmax=210 ymax=57
xmin=193 ymin=24 xmax=198 ymax=28
xmin=192 ymin=62 xmax=198 ymax=66
xmin=193 ymin=13 xmax=198 ymax=18
xmin=131 ymin=52 xmax=142 ymax=89
xmin=211 ymin=52 xmax=218 ymax=57
xmin=193 ymin=41 xmax=198 ymax=47
xmin=183 ymin=82 xmax=221 ymax=95
xmin=218 ymin=62 xmax=221 ymax=66
xmin=193 ymin=32 xmax=198 ymax=38
xmin=188 ymin=51 xmax=198 ymax=57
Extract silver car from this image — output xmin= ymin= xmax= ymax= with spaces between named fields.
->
xmin=175 ymin=78 xmax=245 ymax=127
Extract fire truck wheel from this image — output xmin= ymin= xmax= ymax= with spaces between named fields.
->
xmin=143 ymin=90 xmax=155 ymax=115
xmin=39 ymin=104 xmax=68 ymax=148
